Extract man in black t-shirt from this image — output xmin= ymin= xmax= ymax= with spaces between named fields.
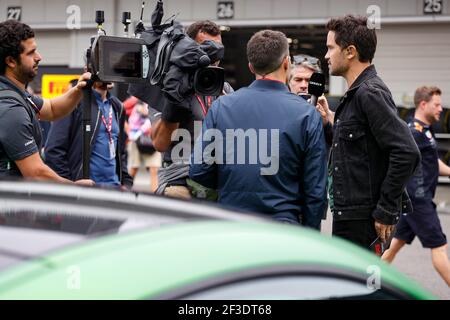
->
xmin=0 ymin=20 xmax=93 ymax=186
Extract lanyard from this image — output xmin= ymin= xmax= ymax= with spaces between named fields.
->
xmin=26 ymin=97 xmax=41 ymax=113
xmin=195 ymin=95 xmax=212 ymax=116
xmin=100 ymin=106 xmax=113 ymax=142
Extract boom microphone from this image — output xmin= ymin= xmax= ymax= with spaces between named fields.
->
xmin=308 ymin=72 xmax=325 ymax=106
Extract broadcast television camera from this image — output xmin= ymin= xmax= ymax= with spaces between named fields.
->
xmin=88 ymin=35 xmax=150 ymax=84
xmin=81 ymin=1 xmax=225 ymax=179
xmin=86 ymin=1 xmax=225 ymax=105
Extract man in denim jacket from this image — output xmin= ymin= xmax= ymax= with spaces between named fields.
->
xmin=324 ymin=15 xmax=420 ymax=251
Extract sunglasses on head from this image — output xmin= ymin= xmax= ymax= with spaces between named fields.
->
xmin=292 ymin=54 xmax=321 ymax=68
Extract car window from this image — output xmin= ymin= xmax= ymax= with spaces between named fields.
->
xmin=0 ymin=225 xmax=85 ymax=272
xmin=0 ymin=210 xmax=125 ymax=235
xmin=182 ymin=276 xmax=401 ymax=300
xmin=0 ymin=208 xmax=177 ymax=273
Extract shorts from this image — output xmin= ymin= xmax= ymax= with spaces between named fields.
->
xmin=127 ymin=140 xmax=162 ymax=169
xmin=394 ymin=200 xmax=447 ymax=249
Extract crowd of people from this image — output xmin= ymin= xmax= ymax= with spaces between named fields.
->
xmin=0 ymin=15 xmax=449 ymax=286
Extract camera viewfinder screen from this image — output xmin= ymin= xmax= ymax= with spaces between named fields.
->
xmin=103 ymin=41 xmax=141 ymax=78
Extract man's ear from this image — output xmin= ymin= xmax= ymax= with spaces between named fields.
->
xmin=345 ymin=45 xmax=357 ymax=60
xmin=5 ymin=56 xmax=18 ymax=69
xmin=283 ymin=56 xmax=290 ymax=71
xmin=248 ymin=63 xmax=255 ymax=75
xmin=419 ymin=100 xmax=428 ymax=111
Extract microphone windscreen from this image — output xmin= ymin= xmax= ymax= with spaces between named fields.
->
xmin=308 ymin=72 xmax=325 ymax=97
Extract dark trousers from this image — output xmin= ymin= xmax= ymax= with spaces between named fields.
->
xmin=332 ymin=218 xmax=378 ymax=251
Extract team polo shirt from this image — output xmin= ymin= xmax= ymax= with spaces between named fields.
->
xmin=0 ymin=76 xmax=44 ymax=177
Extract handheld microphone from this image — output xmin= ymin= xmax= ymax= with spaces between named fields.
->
xmin=307 ymin=72 xmax=325 ymax=106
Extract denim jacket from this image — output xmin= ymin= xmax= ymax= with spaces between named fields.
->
xmin=330 ymin=65 xmax=420 ymax=225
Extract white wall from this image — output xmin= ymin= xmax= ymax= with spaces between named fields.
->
xmin=2 ymin=0 xmax=450 ymax=28
xmin=2 ymin=0 xmax=450 ymax=104
xmin=375 ymin=23 xmax=450 ymax=106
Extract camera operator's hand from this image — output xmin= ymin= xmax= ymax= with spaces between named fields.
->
xmin=39 ymin=72 xmax=93 ymax=122
xmin=316 ymin=95 xmax=334 ymax=126
xmin=74 ymin=179 xmax=95 ymax=187
xmin=74 ymin=72 xmax=92 ymax=91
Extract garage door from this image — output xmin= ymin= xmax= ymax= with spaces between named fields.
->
xmin=375 ymin=23 xmax=450 ymax=107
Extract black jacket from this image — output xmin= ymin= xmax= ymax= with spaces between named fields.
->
xmin=330 ymin=65 xmax=420 ymax=225
xmin=44 ymin=92 xmax=133 ymax=188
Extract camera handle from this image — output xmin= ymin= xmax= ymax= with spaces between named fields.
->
xmin=81 ymin=78 xmax=95 ymax=179
xmin=81 ymin=11 xmax=105 ymax=179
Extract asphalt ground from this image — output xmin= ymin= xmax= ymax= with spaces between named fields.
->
xmin=321 ymin=184 xmax=450 ymax=299
xmin=133 ymin=168 xmax=450 ymax=299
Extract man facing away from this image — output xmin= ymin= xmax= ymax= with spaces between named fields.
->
xmin=382 ymin=86 xmax=450 ymax=286
xmin=190 ymin=30 xmax=327 ymax=229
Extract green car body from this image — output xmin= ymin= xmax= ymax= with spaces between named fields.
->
xmin=0 ymin=221 xmax=435 ymax=299
xmin=0 ymin=181 xmax=436 ymax=300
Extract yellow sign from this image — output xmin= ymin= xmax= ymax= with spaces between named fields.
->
xmin=41 ymin=74 xmax=80 ymax=99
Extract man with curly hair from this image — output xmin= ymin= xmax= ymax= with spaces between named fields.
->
xmin=0 ymin=20 xmax=93 ymax=185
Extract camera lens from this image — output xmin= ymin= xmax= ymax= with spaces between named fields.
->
xmin=198 ymin=69 xmax=218 ymax=91
xmin=194 ymin=67 xmax=225 ymax=96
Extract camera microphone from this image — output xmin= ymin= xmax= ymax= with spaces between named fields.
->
xmin=307 ymin=72 xmax=325 ymax=106
xmin=95 ymin=10 xmax=104 ymax=25
xmin=95 ymin=11 xmax=106 ymax=35
xmin=122 ymin=12 xmax=131 ymax=37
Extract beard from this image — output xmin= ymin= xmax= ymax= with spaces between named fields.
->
xmin=330 ymin=63 xmax=347 ymax=77
xmin=16 ymin=61 xmax=38 ymax=84
xmin=423 ymin=110 xmax=439 ymax=125
xmin=429 ymin=113 xmax=440 ymax=124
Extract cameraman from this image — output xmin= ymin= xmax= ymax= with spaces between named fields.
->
xmin=45 ymin=80 xmax=133 ymax=189
xmin=0 ymin=20 xmax=93 ymax=186
xmin=150 ymin=20 xmax=233 ymax=199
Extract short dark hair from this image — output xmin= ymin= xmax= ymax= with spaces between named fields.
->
xmin=0 ymin=20 xmax=35 ymax=74
xmin=326 ymin=15 xmax=377 ymax=63
xmin=247 ymin=30 xmax=289 ymax=75
xmin=414 ymin=86 xmax=442 ymax=108
xmin=186 ymin=20 xmax=221 ymax=39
